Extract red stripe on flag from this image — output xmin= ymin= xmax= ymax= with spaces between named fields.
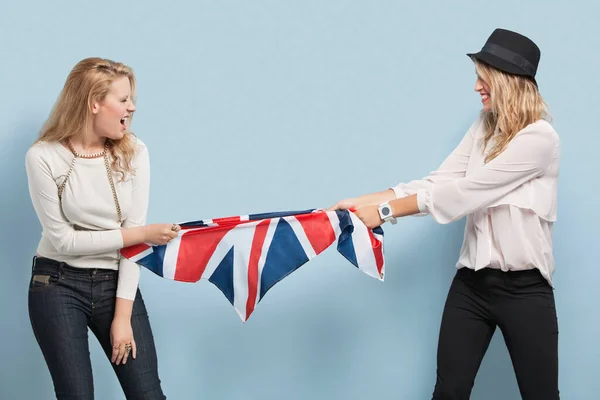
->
xmin=368 ymin=231 xmax=384 ymax=276
xmin=173 ymin=226 xmax=234 ymax=282
xmin=121 ymin=243 xmax=151 ymax=259
xmin=294 ymin=211 xmax=336 ymax=254
xmin=211 ymin=216 xmax=242 ymax=225
xmin=245 ymin=220 xmax=270 ymax=320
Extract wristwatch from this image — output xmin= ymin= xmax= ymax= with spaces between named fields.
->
xmin=378 ymin=202 xmax=397 ymax=224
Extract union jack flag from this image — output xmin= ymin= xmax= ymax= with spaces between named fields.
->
xmin=120 ymin=209 xmax=385 ymax=321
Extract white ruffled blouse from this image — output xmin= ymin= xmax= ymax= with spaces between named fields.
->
xmin=392 ymin=117 xmax=560 ymax=286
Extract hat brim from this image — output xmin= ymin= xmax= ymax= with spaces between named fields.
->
xmin=467 ymin=51 xmax=537 ymax=85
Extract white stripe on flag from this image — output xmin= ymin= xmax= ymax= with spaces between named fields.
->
xmin=253 ymin=218 xmax=280 ymax=307
xmin=283 ymin=216 xmax=317 ymax=259
xmin=162 ymin=233 xmax=183 ymax=280
xmin=325 ymin=210 xmax=342 ymax=237
xmin=348 ymin=212 xmax=380 ymax=280
xmin=191 ymin=220 xmax=261 ymax=320
xmin=200 ymin=220 xmax=262 ymax=279
xmin=130 ymin=246 xmax=153 ymax=263
xmin=231 ymin=223 xmax=259 ymax=321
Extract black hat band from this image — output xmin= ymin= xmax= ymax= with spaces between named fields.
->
xmin=480 ymin=42 xmax=536 ymax=76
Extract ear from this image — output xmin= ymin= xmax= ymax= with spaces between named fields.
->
xmin=90 ymin=100 xmax=100 ymax=115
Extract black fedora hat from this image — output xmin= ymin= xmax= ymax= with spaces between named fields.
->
xmin=467 ymin=28 xmax=541 ymax=85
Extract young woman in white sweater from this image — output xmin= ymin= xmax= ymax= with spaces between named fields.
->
xmin=26 ymin=57 xmax=180 ymax=399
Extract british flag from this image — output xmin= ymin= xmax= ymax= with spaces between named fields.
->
xmin=120 ymin=209 xmax=385 ymax=321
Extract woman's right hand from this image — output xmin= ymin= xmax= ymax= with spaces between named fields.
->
xmin=327 ymin=198 xmax=359 ymax=211
xmin=327 ymin=190 xmax=397 ymax=212
xmin=143 ymin=223 xmax=181 ymax=246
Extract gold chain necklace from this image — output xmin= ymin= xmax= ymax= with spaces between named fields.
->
xmin=58 ymin=139 xmax=123 ymax=224
xmin=66 ymin=140 xmax=107 ymax=159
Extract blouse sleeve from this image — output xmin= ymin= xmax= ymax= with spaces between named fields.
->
xmin=416 ymin=125 xmax=558 ymax=224
xmin=116 ymin=141 xmax=150 ymax=300
xmin=391 ymin=119 xmax=479 ymax=199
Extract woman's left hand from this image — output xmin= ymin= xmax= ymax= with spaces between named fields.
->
xmin=354 ymin=205 xmax=384 ymax=229
xmin=110 ymin=317 xmax=136 ymax=365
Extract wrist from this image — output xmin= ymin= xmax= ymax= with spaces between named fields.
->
xmin=112 ymin=313 xmax=131 ymax=323
xmin=113 ymin=298 xmax=134 ymax=321
xmin=120 ymin=226 xmax=148 ymax=248
xmin=140 ymin=225 xmax=148 ymax=242
xmin=377 ymin=202 xmax=397 ymax=224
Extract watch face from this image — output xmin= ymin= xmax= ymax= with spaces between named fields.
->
xmin=381 ymin=206 xmax=390 ymax=216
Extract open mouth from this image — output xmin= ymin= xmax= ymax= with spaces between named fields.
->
xmin=481 ymin=93 xmax=490 ymax=102
xmin=120 ymin=116 xmax=128 ymax=130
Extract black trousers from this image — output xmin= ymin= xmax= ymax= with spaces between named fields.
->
xmin=432 ymin=267 xmax=559 ymax=400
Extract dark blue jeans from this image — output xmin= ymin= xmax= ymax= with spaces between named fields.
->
xmin=28 ymin=256 xmax=166 ymax=399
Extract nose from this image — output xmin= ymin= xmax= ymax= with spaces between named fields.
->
xmin=128 ymin=101 xmax=136 ymax=113
xmin=474 ymin=77 xmax=484 ymax=92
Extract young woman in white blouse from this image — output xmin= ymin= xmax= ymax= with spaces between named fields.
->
xmin=330 ymin=29 xmax=560 ymax=400
xmin=25 ymin=57 xmax=180 ymax=399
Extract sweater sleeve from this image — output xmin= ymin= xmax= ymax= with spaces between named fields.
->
xmin=116 ymin=141 xmax=150 ymax=300
xmin=391 ymin=119 xmax=479 ymax=199
xmin=25 ymin=144 xmax=124 ymax=256
xmin=416 ymin=126 xmax=558 ymax=224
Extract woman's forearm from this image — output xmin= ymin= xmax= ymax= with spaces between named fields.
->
xmin=389 ymin=194 xmax=420 ymax=217
xmin=120 ymin=226 xmax=147 ymax=248
xmin=355 ymin=189 xmax=397 ymax=207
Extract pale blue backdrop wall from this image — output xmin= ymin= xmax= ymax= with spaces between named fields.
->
xmin=1 ymin=1 xmax=598 ymax=399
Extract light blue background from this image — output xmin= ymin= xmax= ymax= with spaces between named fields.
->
xmin=1 ymin=1 xmax=598 ymax=399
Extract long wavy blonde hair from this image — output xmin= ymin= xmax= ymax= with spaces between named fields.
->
xmin=36 ymin=57 xmax=138 ymax=181
xmin=474 ymin=60 xmax=550 ymax=163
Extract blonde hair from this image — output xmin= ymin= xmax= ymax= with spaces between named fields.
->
xmin=36 ymin=57 xmax=138 ymax=181
xmin=474 ymin=60 xmax=550 ymax=163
